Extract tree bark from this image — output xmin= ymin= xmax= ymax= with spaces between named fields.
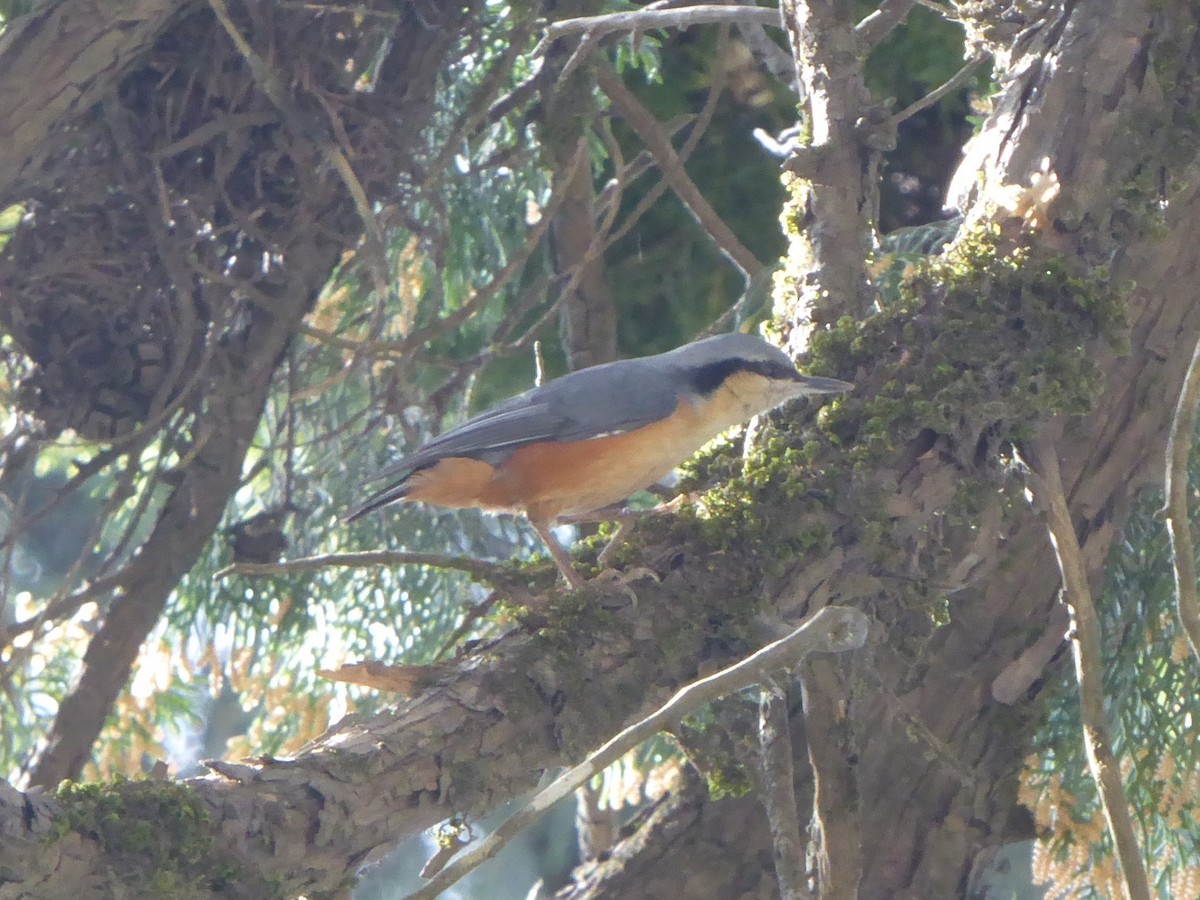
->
xmin=0 ymin=0 xmax=183 ymax=195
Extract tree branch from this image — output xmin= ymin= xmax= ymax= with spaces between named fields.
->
xmin=799 ymin=658 xmax=861 ymax=899
xmin=538 ymin=20 xmax=619 ymax=370
xmin=736 ymin=17 xmax=801 ymax=97
xmin=1023 ymin=441 xmax=1151 ymax=900
xmin=758 ymin=685 xmax=812 ymax=900
xmin=26 ymin=263 xmax=330 ymax=792
xmin=888 ymin=53 xmax=987 ymax=127
xmin=405 ymin=606 xmax=869 ymax=900
xmin=215 ymin=550 xmax=507 ymax=582
xmin=596 ymin=59 xmax=764 ymax=280
xmin=539 ymin=5 xmax=781 ymax=53
xmin=777 ymin=0 xmax=877 ymax=338
xmin=1163 ymin=333 xmax=1200 ymax=663
xmin=854 ymin=0 xmax=917 ymax=48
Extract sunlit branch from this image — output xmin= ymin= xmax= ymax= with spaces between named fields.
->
xmin=1023 ymin=441 xmax=1151 ymax=900
xmin=855 ymin=0 xmax=917 ymax=48
xmin=216 ymin=550 xmax=507 ymax=582
xmin=538 ymin=5 xmax=781 ymax=56
xmin=736 ymin=17 xmax=801 ymax=97
xmin=596 ymin=60 xmax=763 ymax=279
xmin=1163 ymin=333 xmax=1200 ymax=663
xmin=405 ymin=606 xmax=870 ymax=900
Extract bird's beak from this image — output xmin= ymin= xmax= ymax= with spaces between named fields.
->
xmin=792 ymin=374 xmax=853 ymax=395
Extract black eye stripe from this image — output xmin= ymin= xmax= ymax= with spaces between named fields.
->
xmin=689 ymin=358 xmax=797 ymax=396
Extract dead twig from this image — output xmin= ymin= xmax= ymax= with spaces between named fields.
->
xmin=1162 ymin=333 xmax=1200 ymax=664
xmin=1023 ymin=441 xmax=1151 ymax=900
xmin=596 ymin=59 xmax=763 ymax=280
xmin=215 ymin=550 xmax=507 ymax=583
xmin=404 ymin=606 xmax=870 ymax=900
xmin=759 ymin=685 xmax=813 ymax=900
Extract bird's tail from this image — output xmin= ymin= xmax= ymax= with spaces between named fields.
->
xmin=342 ymin=480 xmax=411 ymax=524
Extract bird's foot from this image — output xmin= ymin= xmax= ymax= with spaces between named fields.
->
xmin=583 ymin=566 xmax=660 ymax=604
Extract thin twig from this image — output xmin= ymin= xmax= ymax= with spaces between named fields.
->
xmin=596 ymin=60 xmax=763 ymax=279
xmin=799 ymin=656 xmax=862 ymax=899
xmin=215 ymin=550 xmax=507 ymax=582
xmin=403 ymin=606 xmax=870 ymax=900
xmin=888 ymin=54 xmax=986 ymax=127
xmin=759 ymin=685 xmax=812 ymax=900
xmin=1024 ymin=441 xmax=1151 ymax=900
xmin=539 ymin=5 xmax=781 ymax=54
xmin=1163 ymin=334 xmax=1200 ymax=664
xmin=854 ymin=0 xmax=917 ymax=48
xmin=207 ymin=0 xmax=392 ymax=309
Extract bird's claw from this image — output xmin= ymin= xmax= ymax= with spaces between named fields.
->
xmin=584 ymin=566 xmax=660 ymax=605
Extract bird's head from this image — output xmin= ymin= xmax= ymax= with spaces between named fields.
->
xmin=667 ymin=333 xmax=852 ymax=423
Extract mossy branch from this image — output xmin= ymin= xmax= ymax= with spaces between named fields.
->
xmin=404 ymin=605 xmax=870 ymax=900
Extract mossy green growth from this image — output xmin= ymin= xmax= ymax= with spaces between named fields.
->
xmin=704 ymin=760 xmax=755 ymax=800
xmin=812 ymin=222 xmax=1124 ymax=468
xmin=675 ymin=222 xmax=1125 ymax=591
xmin=52 ymin=777 xmax=274 ymax=899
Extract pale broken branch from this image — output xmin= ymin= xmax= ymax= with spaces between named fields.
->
xmin=404 ymin=606 xmax=869 ymax=900
xmin=216 ymin=550 xmax=507 ymax=582
xmin=1162 ymin=333 xmax=1200 ymax=664
xmin=538 ymin=5 xmax=782 ymax=55
xmin=1023 ymin=442 xmax=1151 ymax=900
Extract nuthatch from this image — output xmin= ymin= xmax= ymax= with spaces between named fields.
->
xmin=345 ymin=333 xmax=851 ymax=587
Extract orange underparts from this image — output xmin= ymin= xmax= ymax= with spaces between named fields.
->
xmin=402 ymin=399 xmax=713 ymax=523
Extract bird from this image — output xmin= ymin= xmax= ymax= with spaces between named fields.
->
xmin=344 ymin=333 xmax=851 ymax=588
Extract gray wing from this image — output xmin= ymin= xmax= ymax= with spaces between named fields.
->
xmin=362 ymin=357 xmax=683 ymax=486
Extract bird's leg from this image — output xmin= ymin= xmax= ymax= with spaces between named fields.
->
xmin=529 ymin=520 xmax=586 ymax=589
xmin=557 ymin=494 xmax=691 ymax=567
xmin=527 ymin=519 xmax=656 ymax=594
xmin=596 ymin=520 xmax=631 ymax=568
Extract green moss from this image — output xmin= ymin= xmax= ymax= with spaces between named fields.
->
xmin=668 ymin=222 xmax=1126 ymax=629
xmin=704 ymin=762 xmax=754 ymax=800
xmin=502 ymin=223 xmax=1126 ymax=668
xmin=52 ymin=777 xmax=275 ymax=899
